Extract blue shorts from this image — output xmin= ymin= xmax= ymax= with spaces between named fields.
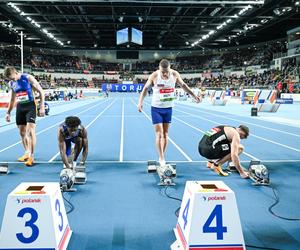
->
xmin=65 ymin=138 xmax=76 ymax=156
xmin=151 ymin=106 xmax=172 ymax=125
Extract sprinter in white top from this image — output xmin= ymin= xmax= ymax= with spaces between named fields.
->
xmin=138 ymin=59 xmax=201 ymax=166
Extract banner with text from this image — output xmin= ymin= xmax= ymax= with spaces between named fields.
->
xmin=102 ymin=83 xmax=144 ymax=92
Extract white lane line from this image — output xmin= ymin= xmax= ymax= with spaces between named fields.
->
xmin=143 ymin=98 xmax=260 ymax=160
xmin=119 ymin=98 xmax=125 ymax=162
xmin=0 ymin=99 xmax=105 ymax=133
xmin=91 ymin=115 xmax=143 ymax=118
xmin=48 ymin=100 xmax=116 ymax=162
xmin=4 ymin=159 xmax=300 ymax=164
xmin=173 ymin=107 xmax=300 ymax=154
xmin=0 ymin=99 xmax=109 ymax=154
xmin=131 ymin=98 xmax=192 ymax=162
xmin=176 ymin=102 xmax=300 ymax=137
xmin=242 ymin=152 xmax=260 ymax=161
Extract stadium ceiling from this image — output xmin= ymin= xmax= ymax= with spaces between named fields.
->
xmin=0 ymin=0 xmax=299 ymax=50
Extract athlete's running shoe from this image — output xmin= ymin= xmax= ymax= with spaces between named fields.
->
xmin=213 ymin=164 xmax=229 ymax=177
xmin=25 ymin=157 xmax=34 ymax=167
xmin=207 ymin=161 xmax=214 ymax=169
xmin=18 ymin=153 xmax=30 ymax=162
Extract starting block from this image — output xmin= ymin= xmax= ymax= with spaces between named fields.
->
xmin=147 ymin=160 xmax=158 ymax=173
xmin=225 ymin=161 xmax=270 ymax=186
xmin=0 ymin=163 xmax=9 ymax=174
xmin=147 ymin=161 xmax=176 ymax=186
xmin=248 ymin=160 xmax=270 ymax=186
xmin=171 ymin=181 xmax=245 ymax=250
xmin=63 ymin=161 xmax=87 ymax=185
xmin=226 ymin=162 xmax=238 ymax=172
xmin=60 ymin=168 xmax=76 ymax=192
xmin=73 ymin=162 xmax=87 ymax=185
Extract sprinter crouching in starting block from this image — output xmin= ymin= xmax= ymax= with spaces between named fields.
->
xmin=58 ymin=116 xmax=88 ymax=184
xmin=198 ymin=125 xmax=249 ymax=179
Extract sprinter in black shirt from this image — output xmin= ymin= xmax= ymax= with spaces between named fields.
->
xmin=198 ymin=125 xmax=249 ymax=179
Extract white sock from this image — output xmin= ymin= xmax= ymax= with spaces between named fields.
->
xmin=159 ymin=160 xmax=166 ymax=166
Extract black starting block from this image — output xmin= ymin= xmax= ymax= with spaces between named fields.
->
xmin=0 ymin=163 xmax=9 ymax=174
xmin=147 ymin=160 xmax=176 ymax=186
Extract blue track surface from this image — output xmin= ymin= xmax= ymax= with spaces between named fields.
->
xmin=0 ymin=94 xmax=300 ymax=250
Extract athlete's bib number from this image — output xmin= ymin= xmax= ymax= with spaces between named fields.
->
xmin=159 ymin=88 xmax=175 ymax=102
xmin=16 ymin=91 xmax=29 ymax=103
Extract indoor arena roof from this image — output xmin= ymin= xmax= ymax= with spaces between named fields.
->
xmin=0 ymin=0 xmax=299 ymax=50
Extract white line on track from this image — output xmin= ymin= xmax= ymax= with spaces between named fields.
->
xmin=48 ymin=99 xmax=116 ymax=162
xmin=176 ymin=102 xmax=300 ymax=138
xmin=172 ymin=106 xmax=300 ymax=154
xmin=4 ymin=159 xmax=300 ymax=164
xmin=119 ymin=98 xmax=124 ymax=162
xmin=0 ymin=99 xmax=109 ymax=154
xmin=0 ymin=99 xmax=105 ymax=133
xmin=94 ymin=114 xmax=142 ymax=118
xmin=173 ymin=116 xmax=259 ymax=160
xmin=130 ymin=98 xmax=192 ymax=162
xmin=141 ymin=98 xmax=261 ymax=161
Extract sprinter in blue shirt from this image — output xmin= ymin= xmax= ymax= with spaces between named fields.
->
xmin=58 ymin=116 xmax=88 ymax=169
xmin=4 ymin=67 xmax=45 ymax=166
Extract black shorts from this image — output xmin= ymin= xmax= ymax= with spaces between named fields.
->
xmin=16 ymin=102 xmax=37 ymax=125
xmin=198 ymin=136 xmax=231 ymax=160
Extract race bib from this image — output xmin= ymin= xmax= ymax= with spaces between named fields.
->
xmin=16 ymin=91 xmax=29 ymax=103
xmin=221 ymin=144 xmax=229 ymax=150
xmin=159 ymin=88 xmax=175 ymax=102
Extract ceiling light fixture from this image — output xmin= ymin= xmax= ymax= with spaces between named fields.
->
xmin=7 ymin=2 xmax=64 ymax=46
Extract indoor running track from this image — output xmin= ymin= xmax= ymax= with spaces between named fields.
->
xmin=0 ymin=93 xmax=300 ymax=250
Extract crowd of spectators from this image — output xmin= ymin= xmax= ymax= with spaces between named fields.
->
xmin=1 ymin=65 xmax=298 ymax=93
xmin=0 ymin=40 xmax=288 ymax=73
xmin=0 ymin=39 xmax=298 ymax=93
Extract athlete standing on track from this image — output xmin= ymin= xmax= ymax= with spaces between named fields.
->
xmin=138 ymin=59 xmax=201 ymax=166
xmin=4 ymin=67 xmax=45 ymax=166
